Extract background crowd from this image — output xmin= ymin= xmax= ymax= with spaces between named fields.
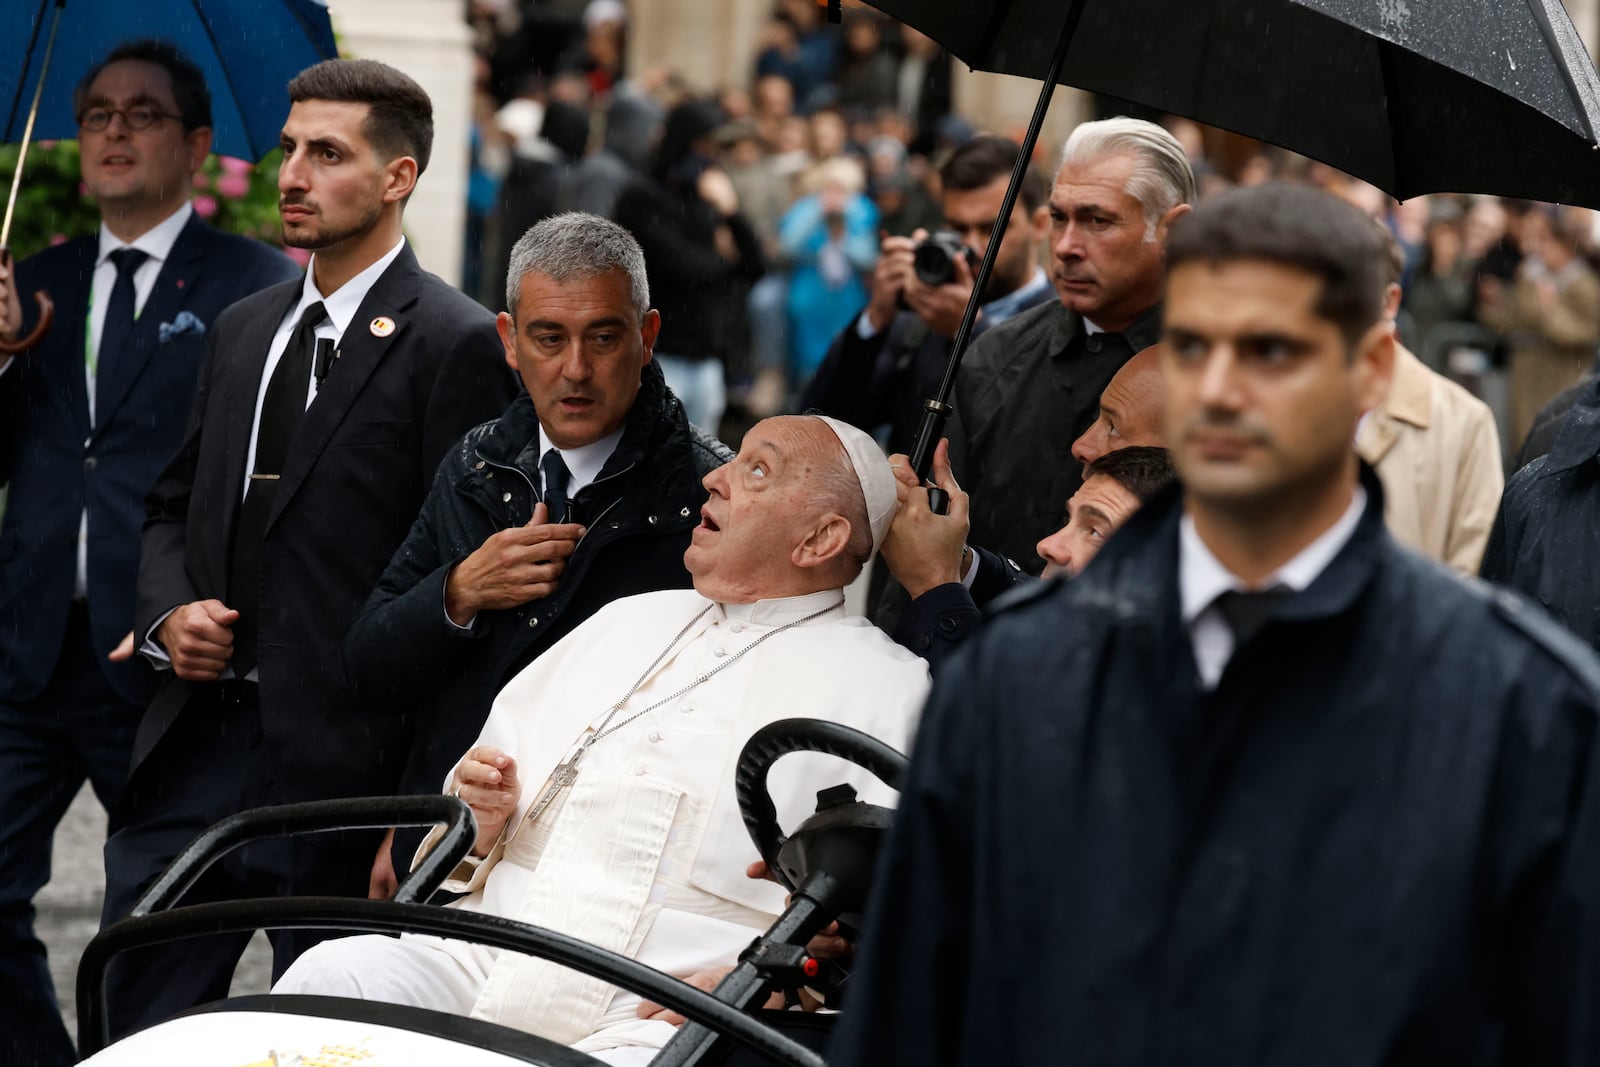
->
xmin=460 ymin=0 xmax=1600 ymax=461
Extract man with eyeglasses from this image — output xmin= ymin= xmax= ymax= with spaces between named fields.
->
xmin=0 ymin=38 xmax=297 ymax=1066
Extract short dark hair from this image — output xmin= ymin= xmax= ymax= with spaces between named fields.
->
xmin=1166 ymin=182 xmax=1388 ymax=347
xmin=288 ymin=59 xmax=433 ymax=174
xmin=940 ymin=135 xmax=1048 ymax=214
xmin=1084 ymin=445 xmax=1176 ymax=504
xmin=74 ymin=40 xmax=212 ymax=131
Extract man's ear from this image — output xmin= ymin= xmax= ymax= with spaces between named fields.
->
xmin=496 ymin=311 xmax=519 ymax=372
xmin=186 ymin=126 xmax=214 ymax=176
xmin=791 ymin=513 xmax=851 ymax=570
xmin=1156 ymin=201 xmax=1193 ymax=245
xmin=639 ymin=308 xmax=661 ymax=366
xmin=1029 ymin=202 xmax=1050 ymax=242
xmin=382 ymin=155 xmax=420 ymax=205
xmin=1352 ymin=318 xmax=1397 ymax=415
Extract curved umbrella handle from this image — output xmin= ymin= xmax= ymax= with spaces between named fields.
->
xmin=0 ymin=249 xmax=52 ymax=355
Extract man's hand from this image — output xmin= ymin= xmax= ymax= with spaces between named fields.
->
xmin=697 ymin=168 xmax=741 ymax=218
xmin=453 ymin=745 xmax=520 ymax=857
xmin=879 ymin=440 xmax=971 ymax=599
xmin=369 ymin=827 xmax=399 ymax=900
xmin=444 ymin=502 xmax=584 ymax=626
xmin=0 ymin=251 xmax=23 ymax=367
xmin=637 ymin=967 xmax=786 ymax=1026
xmin=864 ymin=233 xmax=917 ymax=334
xmin=156 ymin=599 xmax=240 ymax=681
xmin=900 ymin=245 xmax=979 ymax=340
xmin=107 ymin=630 xmax=136 ymax=662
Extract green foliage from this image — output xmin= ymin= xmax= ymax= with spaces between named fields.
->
xmin=0 ymin=141 xmax=286 ymax=257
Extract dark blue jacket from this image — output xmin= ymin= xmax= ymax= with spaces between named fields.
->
xmin=0 ymin=215 xmax=298 ymax=704
xmin=837 ymin=470 xmax=1600 ymax=1065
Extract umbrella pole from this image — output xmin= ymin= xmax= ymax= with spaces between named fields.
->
xmin=2 ymin=0 xmax=68 ymax=251
xmin=0 ymin=0 xmax=65 ymax=356
xmin=908 ymin=0 xmax=1086 ymax=508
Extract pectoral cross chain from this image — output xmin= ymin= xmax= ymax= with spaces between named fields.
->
xmin=523 ymin=757 xmax=582 ymax=826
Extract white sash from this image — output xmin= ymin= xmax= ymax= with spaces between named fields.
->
xmin=470 ymin=768 xmax=682 ymax=1042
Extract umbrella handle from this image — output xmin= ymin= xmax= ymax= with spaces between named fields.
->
xmin=0 ymin=248 xmax=53 ymax=355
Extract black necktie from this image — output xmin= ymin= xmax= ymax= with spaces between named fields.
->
xmin=97 ymin=247 xmax=149 ymax=412
xmin=541 ymin=449 xmax=571 ymax=524
xmin=1214 ymin=586 xmax=1293 ymax=651
xmin=227 ymin=301 xmax=328 ymax=676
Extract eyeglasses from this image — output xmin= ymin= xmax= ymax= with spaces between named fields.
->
xmin=77 ymin=106 xmax=183 ymax=133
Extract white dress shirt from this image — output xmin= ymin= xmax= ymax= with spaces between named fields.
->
xmin=240 ymin=236 xmax=406 ymax=502
xmin=1179 ymin=486 xmax=1366 ymax=689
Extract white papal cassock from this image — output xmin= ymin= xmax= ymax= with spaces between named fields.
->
xmin=276 ymin=587 xmax=931 ymax=1063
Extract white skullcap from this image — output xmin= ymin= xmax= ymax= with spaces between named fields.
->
xmin=812 ymin=416 xmax=899 ymax=556
xmin=584 ymin=0 xmax=627 ymax=27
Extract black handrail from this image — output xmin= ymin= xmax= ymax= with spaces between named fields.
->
xmin=77 ymin=898 xmax=825 ymax=1067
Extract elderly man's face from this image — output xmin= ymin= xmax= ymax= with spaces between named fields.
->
xmin=1048 ymin=151 xmax=1184 ymax=332
xmin=1071 ymin=345 xmax=1165 ymax=472
xmin=687 ymin=417 xmax=846 ymax=603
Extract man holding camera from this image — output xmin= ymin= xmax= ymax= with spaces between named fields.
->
xmin=802 ymin=135 xmax=1052 ymax=467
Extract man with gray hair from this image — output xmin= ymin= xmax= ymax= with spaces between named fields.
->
xmin=914 ymin=117 xmax=1193 ymax=593
xmin=343 ymin=212 xmax=731 ymax=894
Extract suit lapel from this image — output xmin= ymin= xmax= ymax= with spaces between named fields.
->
xmin=51 ymin=239 xmax=98 ymax=440
xmin=265 ymin=248 xmax=421 ymax=530
xmin=93 ymin=215 xmax=208 ymax=432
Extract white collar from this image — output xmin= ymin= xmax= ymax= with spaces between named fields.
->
xmin=716 ymin=589 xmax=848 ymax=627
xmin=1081 ymin=314 xmax=1105 ymax=335
xmin=299 ymin=237 xmax=407 ymax=340
xmin=537 ymin=423 xmax=626 ymax=494
xmin=1179 ymin=485 xmax=1367 ymax=626
xmin=96 ymin=200 xmax=192 ymax=268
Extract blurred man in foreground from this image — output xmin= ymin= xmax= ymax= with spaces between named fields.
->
xmin=834 ymin=183 xmax=1600 ymax=1066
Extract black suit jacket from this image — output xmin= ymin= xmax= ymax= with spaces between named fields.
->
xmin=0 ymin=214 xmax=298 ymax=706
xmin=130 ymin=243 xmax=517 ymax=804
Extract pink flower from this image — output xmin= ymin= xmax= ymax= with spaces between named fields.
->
xmin=192 ymin=171 xmax=210 ymax=190
xmin=39 ymin=140 xmax=58 ymax=150
xmin=50 ymin=233 xmax=67 ymax=245
xmin=220 ymin=156 xmax=252 ymax=176
xmin=216 ymin=173 xmax=250 ymax=199
xmin=284 ymin=245 xmax=312 ymax=267
xmin=78 ymin=182 xmax=88 ymax=198
xmin=193 ymin=194 xmax=218 ymax=219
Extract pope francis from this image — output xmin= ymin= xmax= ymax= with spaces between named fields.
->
xmin=275 ymin=414 xmax=931 ymax=1063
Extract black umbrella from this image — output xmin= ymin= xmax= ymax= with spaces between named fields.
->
xmin=868 ymin=0 xmax=1600 ymax=499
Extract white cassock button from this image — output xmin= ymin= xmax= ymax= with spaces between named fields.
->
xmin=648 ymin=731 xmax=662 ymax=743
xmin=680 ymin=705 xmax=693 ymax=715
xmin=714 ymin=646 xmax=728 ymax=657
xmin=634 ymin=764 xmax=647 ymax=776
xmin=731 ymin=623 xmax=744 ymax=633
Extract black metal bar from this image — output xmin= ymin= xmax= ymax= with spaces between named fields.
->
xmin=130 ymin=796 xmax=476 ymax=916
xmin=653 ymin=892 xmax=832 ymax=1067
xmin=908 ymin=0 xmax=1088 ymax=507
xmin=77 ymin=898 xmax=824 ymax=1067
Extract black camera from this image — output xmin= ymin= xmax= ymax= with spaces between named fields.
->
xmin=911 ymin=231 xmax=978 ymax=287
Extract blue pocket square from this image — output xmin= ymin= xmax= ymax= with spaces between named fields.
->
xmin=158 ymin=311 xmax=206 ymax=343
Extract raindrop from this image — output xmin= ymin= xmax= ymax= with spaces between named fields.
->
xmin=1508 ymin=50 xmax=1517 ymax=72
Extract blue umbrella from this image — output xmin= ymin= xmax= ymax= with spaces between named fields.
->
xmin=0 ymin=0 xmax=337 ymax=352
xmin=1 ymin=0 xmax=338 ymax=161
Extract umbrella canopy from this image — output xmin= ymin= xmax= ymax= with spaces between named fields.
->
xmin=867 ymin=0 xmax=1600 ymax=207
xmin=1 ymin=0 xmax=338 ymax=162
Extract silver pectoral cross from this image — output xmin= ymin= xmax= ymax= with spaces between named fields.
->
xmin=508 ymin=730 xmax=593 ymax=842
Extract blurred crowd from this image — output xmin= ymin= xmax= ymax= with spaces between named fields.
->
xmin=462 ymin=0 xmax=1600 ymax=462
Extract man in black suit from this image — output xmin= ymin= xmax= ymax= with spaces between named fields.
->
xmin=0 ymin=40 xmax=298 ymax=1066
xmin=104 ymin=58 xmax=517 ymax=1035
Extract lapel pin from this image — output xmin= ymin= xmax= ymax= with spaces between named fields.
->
xmin=370 ymin=316 xmax=395 ymax=337
xmin=176 ymin=279 xmax=185 ymax=289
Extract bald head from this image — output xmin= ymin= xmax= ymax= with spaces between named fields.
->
xmin=1070 ymin=344 xmax=1166 ymax=471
